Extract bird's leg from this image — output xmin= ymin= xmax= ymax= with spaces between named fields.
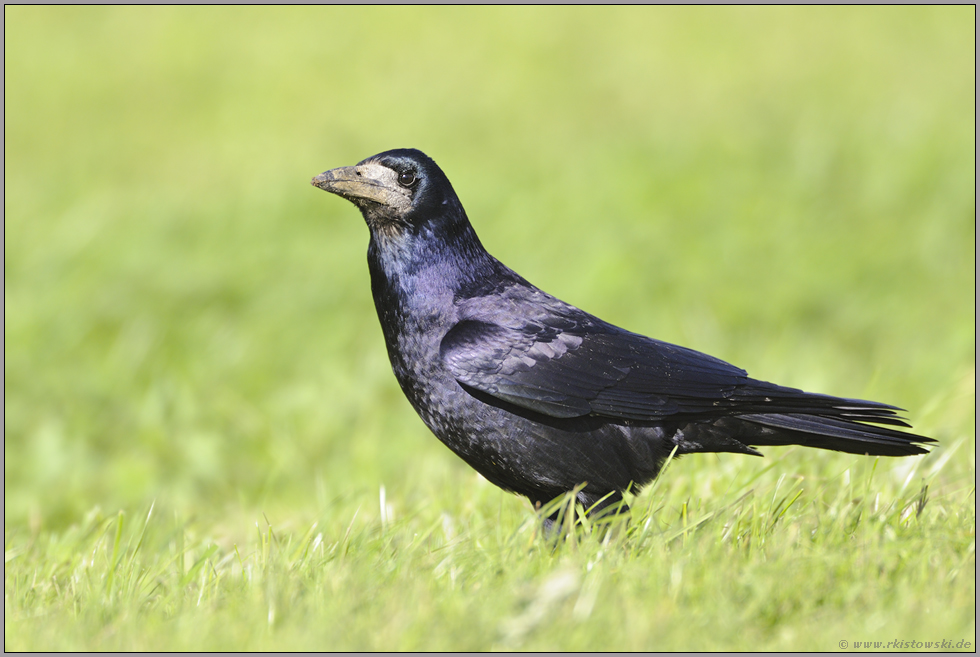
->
xmin=580 ymin=490 xmax=631 ymax=522
xmin=534 ymin=490 xmax=631 ymax=540
xmin=532 ymin=495 xmax=578 ymax=539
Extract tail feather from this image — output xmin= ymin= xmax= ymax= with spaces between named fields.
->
xmin=715 ymin=384 xmax=935 ymax=456
xmin=676 ymin=387 xmax=935 ymax=458
xmin=738 ymin=412 xmax=934 ymax=456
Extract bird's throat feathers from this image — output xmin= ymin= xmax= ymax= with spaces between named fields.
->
xmin=366 ymin=202 xmax=499 ymax=302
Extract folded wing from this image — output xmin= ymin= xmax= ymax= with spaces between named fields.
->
xmin=440 ymin=314 xmax=927 ymax=444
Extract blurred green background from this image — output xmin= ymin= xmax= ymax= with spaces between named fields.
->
xmin=5 ymin=6 xmax=974 ymax=532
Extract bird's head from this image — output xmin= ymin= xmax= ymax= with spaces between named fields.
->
xmin=311 ymin=148 xmax=464 ymax=241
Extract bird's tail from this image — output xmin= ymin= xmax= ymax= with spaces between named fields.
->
xmin=678 ymin=394 xmax=935 ymax=458
xmin=736 ymin=412 xmax=934 ymax=457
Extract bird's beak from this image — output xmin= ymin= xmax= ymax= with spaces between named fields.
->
xmin=311 ymin=165 xmax=408 ymax=207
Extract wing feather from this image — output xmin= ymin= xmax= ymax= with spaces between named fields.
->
xmin=439 ymin=312 xmax=918 ymax=431
xmin=441 ymin=316 xmax=750 ymax=421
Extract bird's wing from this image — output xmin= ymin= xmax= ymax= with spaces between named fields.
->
xmin=440 ymin=314 xmax=753 ymax=421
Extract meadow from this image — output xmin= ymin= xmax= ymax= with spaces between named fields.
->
xmin=4 ymin=7 xmax=975 ymax=650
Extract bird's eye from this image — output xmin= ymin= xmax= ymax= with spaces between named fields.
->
xmin=397 ymin=171 xmax=418 ymax=187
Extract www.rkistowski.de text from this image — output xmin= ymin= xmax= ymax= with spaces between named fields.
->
xmin=840 ymin=639 xmax=972 ymax=650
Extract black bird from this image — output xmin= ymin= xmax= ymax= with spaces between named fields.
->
xmin=311 ymin=148 xmax=934 ymax=525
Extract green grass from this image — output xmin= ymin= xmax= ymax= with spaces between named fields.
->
xmin=5 ymin=6 xmax=975 ymax=651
